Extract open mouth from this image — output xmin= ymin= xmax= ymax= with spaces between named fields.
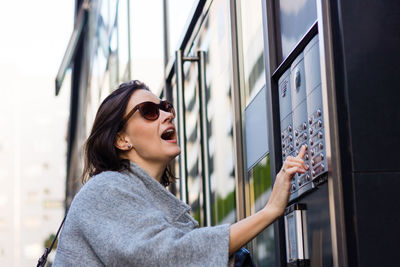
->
xmin=161 ymin=128 xmax=176 ymax=142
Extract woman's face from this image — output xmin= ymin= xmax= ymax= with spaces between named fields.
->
xmin=121 ymin=89 xmax=181 ymax=164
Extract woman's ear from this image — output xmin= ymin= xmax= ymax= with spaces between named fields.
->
xmin=114 ymin=132 xmax=133 ymax=151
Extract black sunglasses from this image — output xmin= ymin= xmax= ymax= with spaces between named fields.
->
xmin=121 ymin=100 xmax=175 ymax=127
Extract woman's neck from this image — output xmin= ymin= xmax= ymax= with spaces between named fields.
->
xmin=130 ymin=158 xmax=166 ymax=183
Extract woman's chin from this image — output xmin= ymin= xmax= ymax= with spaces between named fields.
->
xmin=171 ymin=147 xmax=181 ymax=158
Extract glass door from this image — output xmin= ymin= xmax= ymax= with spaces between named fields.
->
xmin=172 ymin=0 xmax=237 ymax=227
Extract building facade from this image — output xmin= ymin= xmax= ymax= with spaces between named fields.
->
xmin=57 ymin=0 xmax=400 ymax=266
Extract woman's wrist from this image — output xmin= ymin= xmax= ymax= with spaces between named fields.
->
xmin=263 ymin=203 xmax=284 ymax=221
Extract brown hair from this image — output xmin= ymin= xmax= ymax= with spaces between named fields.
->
xmin=81 ymin=80 xmax=175 ymax=186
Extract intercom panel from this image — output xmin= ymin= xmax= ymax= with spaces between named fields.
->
xmin=279 ymin=69 xmax=297 ymax=194
xmin=290 ymin=52 xmax=312 ymax=198
xmin=304 ymin=36 xmax=328 ymax=183
xmin=278 ymin=34 xmax=328 ymax=200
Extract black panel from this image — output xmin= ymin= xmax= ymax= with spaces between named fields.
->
xmin=293 ymin=183 xmax=333 ymax=267
xmin=354 ymin=172 xmax=400 ymax=267
xmin=338 ymin=0 xmax=400 ymax=172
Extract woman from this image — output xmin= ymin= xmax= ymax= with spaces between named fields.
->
xmin=53 ymin=80 xmax=307 ymax=266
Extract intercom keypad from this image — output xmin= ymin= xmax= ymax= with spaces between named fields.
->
xmin=278 ymin=35 xmax=328 ymax=200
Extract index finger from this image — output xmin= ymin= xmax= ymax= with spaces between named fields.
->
xmin=296 ymin=145 xmax=307 ymax=159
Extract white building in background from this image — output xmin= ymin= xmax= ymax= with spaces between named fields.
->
xmin=0 ymin=71 xmax=69 ymax=266
xmin=0 ymin=1 xmax=73 ymax=265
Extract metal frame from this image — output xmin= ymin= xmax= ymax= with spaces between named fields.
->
xmin=197 ymin=51 xmax=212 ymax=226
xmin=175 ymin=50 xmax=189 ymax=204
xmin=261 ymin=0 xmax=288 ymax=265
xmin=228 ymin=0 xmax=247 ymax=222
xmin=165 ymin=0 xmax=210 ymax=83
xmin=174 ymin=50 xmax=212 ymax=226
xmin=55 ymin=1 xmax=89 ymax=95
xmin=316 ymin=0 xmax=347 ymax=266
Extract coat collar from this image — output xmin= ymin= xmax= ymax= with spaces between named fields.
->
xmin=126 ymin=161 xmax=193 ymax=223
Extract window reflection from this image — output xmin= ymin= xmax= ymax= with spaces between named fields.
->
xmin=181 ymin=0 xmax=236 ymax=226
xmin=248 ymin=155 xmax=276 ymax=266
xmin=166 ymin=0 xmax=199 ymax=60
xmin=238 ymin=0 xmax=266 ymax=105
xmin=279 ymin=0 xmax=317 ymax=59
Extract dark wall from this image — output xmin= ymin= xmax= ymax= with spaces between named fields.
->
xmin=330 ymin=0 xmax=400 ymax=266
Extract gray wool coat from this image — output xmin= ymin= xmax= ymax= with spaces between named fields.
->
xmin=53 ymin=162 xmax=230 ymax=266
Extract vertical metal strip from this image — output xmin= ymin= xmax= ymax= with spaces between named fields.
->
xmin=316 ymin=1 xmax=347 ymax=267
xmin=197 ymin=51 xmax=212 ymax=226
xmin=175 ymin=50 xmax=188 ymax=204
xmin=262 ymin=1 xmax=287 ymax=266
xmin=229 ymin=0 xmax=247 ymax=222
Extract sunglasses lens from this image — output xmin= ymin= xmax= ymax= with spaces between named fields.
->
xmin=160 ymin=101 xmax=175 ymax=117
xmin=140 ymin=102 xmax=159 ymax=120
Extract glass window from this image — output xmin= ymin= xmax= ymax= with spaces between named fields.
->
xmin=166 ymin=0 xmax=199 ymax=62
xmin=238 ymin=0 xmax=266 ymax=104
xmin=179 ymin=0 xmax=236 ymax=226
xmin=129 ymin=0 xmax=164 ymax=93
xmin=196 ymin=0 xmax=236 ymax=226
xmin=279 ymin=0 xmax=317 ymax=59
xmin=248 ymin=155 xmax=276 ymax=266
xmin=185 ymin=64 xmax=204 ymax=224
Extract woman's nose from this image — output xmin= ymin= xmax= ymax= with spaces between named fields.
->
xmin=160 ymin=109 xmax=174 ymax=123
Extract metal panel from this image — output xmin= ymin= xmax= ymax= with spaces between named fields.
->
xmin=244 ymin=86 xmax=269 ymax=170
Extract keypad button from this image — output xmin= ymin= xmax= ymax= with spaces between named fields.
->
xmin=294 ymin=130 xmax=299 ymax=137
xmin=309 ymin=128 xmax=313 ymax=135
xmin=308 ymin=117 xmax=313 ymax=125
xmin=319 ymin=143 xmax=324 ymax=150
xmin=318 ymin=120 xmax=323 ymax=127
xmin=288 ymin=125 xmax=292 ymax=132
xmin=320 ymin=153 xmax=324 ymax=160
xmin=303 ymin=133 xmax=307 ymax=139
xmin=318 ymin=132 xmax=323 ymax=139
xmin=317 ymin=109 xmax=322 ymax=117
xmin=302 ymin=122 xmax=307 ymax=130
xmin=305 ymin=154 xmax=309 ymax=160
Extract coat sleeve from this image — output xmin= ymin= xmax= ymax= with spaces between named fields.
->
xmin=69 ymin=178 xmax=230 ymax=267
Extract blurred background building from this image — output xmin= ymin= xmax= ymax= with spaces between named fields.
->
xmin=0 ymin=1 xmax=73 ymax=266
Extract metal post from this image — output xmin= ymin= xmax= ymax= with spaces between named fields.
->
xmin=197 ymin=50 xmax=212 ymax=226
xmin=175 ymin=50 xmax=188 ymax=204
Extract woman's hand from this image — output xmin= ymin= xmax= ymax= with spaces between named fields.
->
xmin=264 ymin=145 xmax=308 ymax=219
xmin=228 ymin=145 xmax=308 ymax=255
